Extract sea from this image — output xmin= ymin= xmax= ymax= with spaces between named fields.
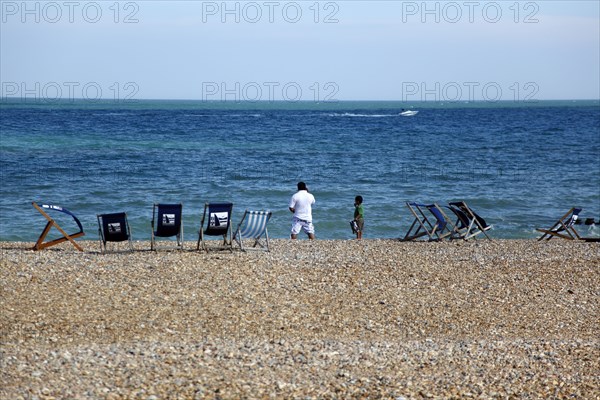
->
xmin=1 ymin=99 xmax=599 ymax=242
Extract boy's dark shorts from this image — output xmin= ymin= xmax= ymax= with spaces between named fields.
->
xmin=356 ymin=217 xmax=364 ymax=232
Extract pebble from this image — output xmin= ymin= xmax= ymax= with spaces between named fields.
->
xmin=1 ymin=239 xmax=599 ymax=398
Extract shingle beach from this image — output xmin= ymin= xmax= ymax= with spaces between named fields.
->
xmin=1 ymin=239 xmax=599 ymax=399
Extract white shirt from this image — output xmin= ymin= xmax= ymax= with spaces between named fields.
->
xmin=289 ymin=190 xmax=315 ymax=221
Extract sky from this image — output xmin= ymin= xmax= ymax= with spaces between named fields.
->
xmin=1 ymin=0 xmax=599 ymax=101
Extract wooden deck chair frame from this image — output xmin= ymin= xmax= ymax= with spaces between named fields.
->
xmin=32 ymin=202 xmax=85 ymax=251
xmin=197 ymin=202 xmax=234 ymax=252
xmin=233 ymin=210 xmax=272 ymax=252
xmin=402 ymin=202 xmax=456 ymax=241
xmin=536 ymin=207 xmax=583 ymax=241
xmin=97 ymin=212 xmax=133 ymax=253
xmin=151 ymin=203 xmax=184 ymax=251
xmin=448 ymin=201 xmax=492 ymax=240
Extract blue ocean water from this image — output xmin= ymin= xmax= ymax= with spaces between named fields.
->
xmin=1 ymin=100 xmax=599 ymax=242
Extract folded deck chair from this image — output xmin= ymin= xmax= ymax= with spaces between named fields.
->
xmin=197 ymin=202 xmax=234 ymax=252
xmin=402 ymin=202 xmax=456 ymax=241
xmin=536 ymin=207 xmax=584 ymax=241
xmin=97 ymin=212 xmax=133 ymax=253
xmin=151 ymin=203 xmax=183 ymax=250
xmin=448 ymin=201 xmax=492 ymax=240
xmin=31 ymin=202 xmax=85 ymax=251
xmin=233 ymin=210 xmax=273 ymax=252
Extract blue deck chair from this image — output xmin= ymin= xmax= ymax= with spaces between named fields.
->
xmin=233 ymin=210 xmax=273 ymax=252
xmin=402 ymin=202 xmax=456 ymax=241
xmin=536 ymin=207 xmax=583 ymax=241
xmin=448 ymin=201 xmax=492 ymax=240
xmin=151 ymin=203 xmax=183 ymax=250
xmin=197 ymin=202 xmax=234 ymax=252
xmin=97 ymin=212 xmax=133 ymax=253
xmin=32 ymin=202 xmax=85 ymax=251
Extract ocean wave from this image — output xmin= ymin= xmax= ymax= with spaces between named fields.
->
xmin=92 ymin=112 xmax=135 ymax=116
xmin=183 ymin=113 xmax=263 ymax=118
xmin=326 ymin=112 xmax=397 ymax=118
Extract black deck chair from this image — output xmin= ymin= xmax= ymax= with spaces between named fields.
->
xmin=197 ymin=202 xmax=234 ymax=252
xmin=448 ymin=201 xmax=492 ymax=240
xmin=97 ymin=212 xmax=133 ymax=253
xmin=151 ymin=203 xmax=183 ymax=250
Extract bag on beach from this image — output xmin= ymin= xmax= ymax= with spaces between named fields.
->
xmin=350 ymin=220 xmax=359 ymax=234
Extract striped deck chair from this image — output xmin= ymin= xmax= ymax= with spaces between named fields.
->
xmin=536 ymin=207 xmax=583 ymax=241
xmin=32 ymin=202 xmax=85 ymax=251
xmin=233 ymin=210 xmax=273 ymax=252
xmin=97 ymin=212 xmax=133 ymax=253
xmin=151 ymin=203 xmax=183 ymax=250
xmin=402 ymin=202 xmax=456 ymax=241
xmin=448 ymin=201 xmax=492 ymax=240
xmin=197 ymin=202 xmax=234 ymax=252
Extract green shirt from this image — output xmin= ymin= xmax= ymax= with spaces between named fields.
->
xmin=354 ymin=204 xmax=364 ymax=219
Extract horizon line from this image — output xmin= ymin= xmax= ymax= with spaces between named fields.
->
xmin=1 ymin=98 xmax=599 ymax=103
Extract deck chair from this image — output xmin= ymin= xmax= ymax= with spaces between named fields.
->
xmin=233 ymin=210 xmax=273 ymax=252
xmin=536 ymin=207 xmax=584 ymax=241
xmin=402 ymin=202 xmax=456 ymax=241
xmin=448 ymin=201 xmax=492 ymax=240
xmin=151 ymin=203 xmax=183 ymax=250
xmin=31 ymin=202 xmax=85 ymax=251
xmin=97 ymin=212 xmax=133 ymax=253
xmin=197 ymin=202 xmax=234 ymax=252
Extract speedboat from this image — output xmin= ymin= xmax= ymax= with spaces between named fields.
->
xmin=399 ymin=110 xmax=418 ymax=116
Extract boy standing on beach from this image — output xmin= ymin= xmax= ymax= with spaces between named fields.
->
xmin=289 ymin=181 xmax=316 ymax=239
xmin=354 ymin=195 xmax=364 ymax=240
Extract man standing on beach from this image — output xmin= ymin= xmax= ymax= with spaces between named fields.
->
xmin=289 ymin=181 xmax=316 ymax=239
